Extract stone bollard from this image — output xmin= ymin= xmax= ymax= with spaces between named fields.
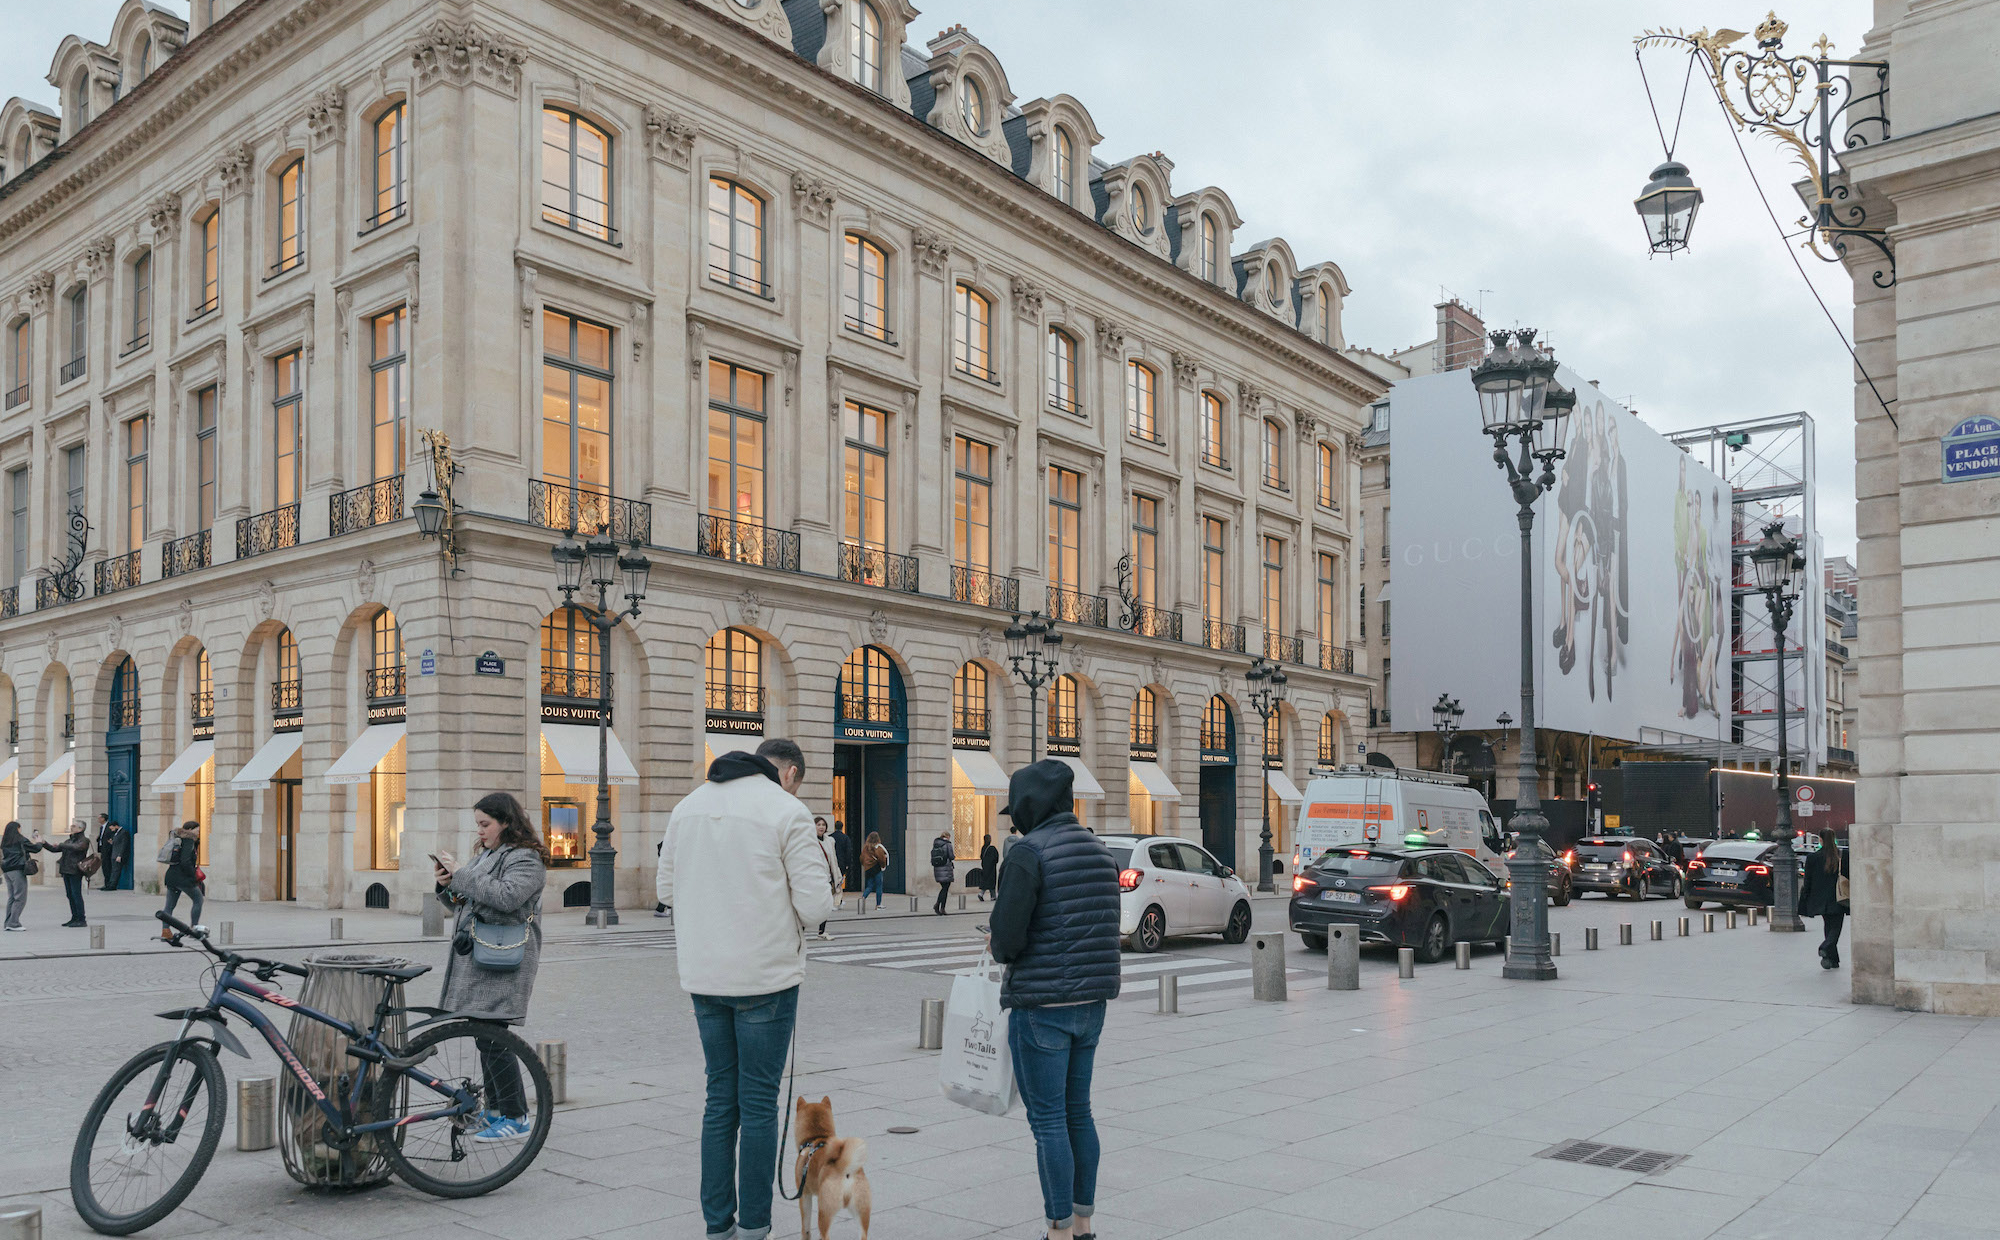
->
xmin=1726 ymin=910 xmax=1738 ymax=929
xmin=1619 ymin=923 xmax=1634 ymax=946
xmin=1455 ymin=941 xmax=1472 ymax=969
xmin=217 ymin=921 xmax=234 ymax=946
xmin=1158 ymin=974 xmax=1179 ymax=1014
xmin=1326 ymin=926 xmax=1360 ymax=990
xmin=90 ymin=924 xmax=105 ymax=950
xmin=1397 ymin=947 xmax=1416 ymax=979
xmin=918 ymin=998 xmax=944 ymax=1049
xmin=328 ymin=917 xmax=343 ymax=941
xmin=0 ymin=1205 xmax=41 ymax=1240
xmin=1585 ymin=927 xmax=1600 ymax=950
xmin=1678 ymin=916 xmax=1691 ymax=937
xmin=1552 ymin=931 xmax=1562 ymax=956
xmin=1705 ymin=912 xmax=1716 ymax=932
xmin=538 ymin=1040 xmax=568 ymax=1105
xmin=420 ymin=900 xmax=446 ymax=938
xmin=1251 ymin=933 xmax=1287 ymax=1001
xmin=1651 ymin=920 xmax=1664 ymax=941
xmin=236 ymin=1077 xmax=275 ymax=1151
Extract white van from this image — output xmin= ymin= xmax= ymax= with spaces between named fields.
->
xmin=1294 ymin=767 xmax=1508 ymax=874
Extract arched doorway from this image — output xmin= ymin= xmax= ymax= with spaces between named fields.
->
xmin=104 ymin=656 xmax=140 ymax=890
xmin=1199 ymin=695 xmax=1237 ymax=869
xmin=703 ymin=627 xmax=766 ymax=761
xmin=834 ymin=645 xmax=906 ymax=894
xmin=151 ymin=646 xmax=219 ymax=885
xmin=537 ymin=605 xmax=637 ymax=870
xmin=231 ymin=630 xmax=305 ymax=900
xmin=1127 ymin=686 xmax=1182 ymax=835
xmin=949 ymin=662 xmax=1008 ymax=871
xmin=325 ymin=608 xmax=408 ymax=874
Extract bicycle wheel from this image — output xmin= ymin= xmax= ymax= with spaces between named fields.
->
xmin=70 ymin=1041 xmax=225 ymax=1235
xmin=372 ymin=1021 xmax=552 ymax=1198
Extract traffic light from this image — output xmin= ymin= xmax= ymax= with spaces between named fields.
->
xmin=1586 ymin=782 xmax=1602 ymax=815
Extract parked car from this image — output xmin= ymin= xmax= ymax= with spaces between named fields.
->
xmin=1567 ymin=836 xmax=1685 ymax=900
xmin=1099 ymin=834 xmax=1254 ymax=953
xmin=1289 ymin=847 xmax=1511 ymax=963
xmin=1505 ymin=842 xmax=1573 ymax=905
xmin=1684 ymin=839 xmax=1777 ymax=909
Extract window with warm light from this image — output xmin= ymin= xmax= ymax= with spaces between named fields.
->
xmin=1046 ymin=328 xmax=1078 ymax=413
xmin=953 ymin=436 xmax=992 ymax=575
xmin=194 ymin=209 xmax=219 ymax=316
xmin=541 ymin=606 xmax=603 ymax=701
xmin=272 ymin=352 xmax=302 ymax=509
xmin=707 ymin=360 xmax=767 ymax=529
xmin=1048 ymin=674 xmax=1080 ymax=751
xmin=960 ymin=76 xmax=986 ymax=135
xmin=707 ymin=178 xmax=766 ymax=294
xmin=273 ymin=158 xmax=304 ymax=273
xmin=953 ymin=284 xmax=993 ymax=380
xmin=124 ymin=416 xmax=148 ymax=552
xmin=543 ymin=311 xmax=615 ymax=522
xmin=705 ymin=627 xmax=763 ymax=718
xmin=1202 ymin=516 xmax=1226 ymax=624
xmin=1126 ymin=361 xmax=1158 ymax=442
xmin=843 ymin=401 xmax=889 ymax=551
xmin=953 ymin=662 xmax=988 ymax=736
xmin=1263 ymin=535 xmax=1285 ymax=641
xmin=847 ymin=0 xmax=884 ymax=92
xmin=370 ymin=307 xmax=408 ymax=481
xmin=1047 ymin=465 xmax=1081 ymax=592
xmin=1131 ymin=495 xmax=1158 ymax=608
xmin=1201 ymin=392 xmax=1226 ymax=467
xmin=1318 ymin=552 xmax=1338 ymax=648
xmin=541 ymin=107 xmax=612 ymax=242
xmin=368 ymin=103 xmax=406 ymax=230
xmin=841 ymin=233 xmax=889 ymax=340
xmin=194 ymin=387 xmax=217 ymax=529
xmin=1318 ymin=442 xmax=1337 ymax=509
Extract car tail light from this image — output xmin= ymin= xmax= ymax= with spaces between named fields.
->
xmin=1348 ymin=849 xmax=1370 ymax=857
xmin=1623 ymin=850 xmax=1633 ymax=863
xmin=1746 ymin=863 xmax=1771 ymax=876
xmin=1562 ymin=850 xmax=1575 ymax=866
xmin=1291 ymin=874 xmax=1313 ymax=894
xmin=1688 ymin=858 xmax=1706 ymax=870
xmin=1118 ymin=868 xmax=1142 ymax=891
xmin=1369 ymin=884 xmax=1411 ymax=901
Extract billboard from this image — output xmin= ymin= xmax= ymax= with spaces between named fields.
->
xmin=1386 ymin=367 xmax=1731 ymax=744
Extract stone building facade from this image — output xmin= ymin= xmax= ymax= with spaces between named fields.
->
xmin=0 ymin=0 xmax=1382 ymax=910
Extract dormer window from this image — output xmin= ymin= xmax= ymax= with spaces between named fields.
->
xmin=1200 ymin=213 xmax=1218 ymax=281
xmin=1267 ymin=262 xmax=1285 ymax=307
xmin=1131 ymin=183 xmax=1151 ymax=234
xmin=1053 ymin=127 xmax=1074 ymax=205
xmin=848 ymin=1 xmax=884 ymax=92
xmin=136 ymin=35 xmax=151 ymax=80
xmin=960 ymin=77 xmax=987 ymax=137
xmin=1315 ymin=285 xmax=1330 ymax=341
xmin=70 ymin=71 xmax=90 ymax=131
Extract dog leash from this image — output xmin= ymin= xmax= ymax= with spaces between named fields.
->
xmin=774 ymin=1016 xmax=805 ymax=1202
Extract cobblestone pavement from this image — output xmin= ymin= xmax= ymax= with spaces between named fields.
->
xmin=5 ymin=897 xmax=1998 ymax=1240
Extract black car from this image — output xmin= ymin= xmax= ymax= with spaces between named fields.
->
xmin=1505 ymin=843 xmax=1573 ymax=905
xmin=1566 ymin=836 xmax=1684 ymax=901
xmin=1290 ymin=847 xmax=1511 ymax=963
xmin=1684 ymin=840 xmax=1777 ymax=909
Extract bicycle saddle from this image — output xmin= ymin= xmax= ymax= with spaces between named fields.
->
xmin=357 ymin=963 xmax=432 ymax=982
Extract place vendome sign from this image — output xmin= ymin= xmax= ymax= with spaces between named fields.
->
xmin=1943 ymin=416 xmax=2000 ymax=483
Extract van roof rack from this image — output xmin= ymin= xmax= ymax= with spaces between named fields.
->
xmin=1318 ymin=765 xmax=1471 ymax=787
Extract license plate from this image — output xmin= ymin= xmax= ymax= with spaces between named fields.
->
xmin=1322 ymin=890 xmax=1362 ymax=904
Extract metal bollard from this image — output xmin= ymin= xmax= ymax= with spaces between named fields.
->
xmin=217 ymin=921 xmax=234 ymax=946
xmin=1158 ymin=974 xmax=1179 ymax=1014
xmin=909 ymin=895 xmax=919 ymax=913
xmin=1455 ymin=941 xmax=1472 ymax=969
xmin=1552 ymin=931 xmax=1561 ymax=956
xmin=1326 ymin=926 xmax=1360 ymax=990
xmin=236 ymin=1077 xmax=275 ymax=1151
xmin=1726 ymin=910 xmax=1738 ymax=929
xmin=1751 ymin=906 xmax=1764 ymax=925
xmin=1585 ymin=927 xmax=1600 ymax=950
xmin=1651 ymin=920 xmax=1664 ymax=941
xmin=1678 ymin=916 xmax=1691 ymax=937
xmin=538 ymin=1040 xmax=568 ymax=1105
xmin=0 ymin=1205 xmax=41 ymax=1240
xmin=1619 ymin=923 xmax=1633 ymax=946
xmin=328 ymin=917 xmax=343 ymax=941
xmin=420 ymin=899 xmax=446 ymax=938
xmin=918 ymin=998 xmax=945 ymax=1049
xmin=90 ymin=924 xmax=105 ymax=950
xmin=1251 ymin=933 xmax=1288 ymax=1001
xmin=1397 ymin=947 xmax=1416 ymax=978
xmin=958 ymin=894 xmax=966 ymax=911
xmin=1705 ymin=912 xmax=1716 ymax=932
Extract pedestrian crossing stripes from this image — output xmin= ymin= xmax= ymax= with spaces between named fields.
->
xmin=804 ymin=933 xmax=1312 ymax=1001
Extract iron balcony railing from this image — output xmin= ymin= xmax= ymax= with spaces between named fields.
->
xmin=1828 ymin=746 xmax=1857 ymax=768
xmin=1047 ymin=716 xmax=1081 ymax=746
xmin=59 ymin=357 xmax=86 ymax=385
xmin=190 ymin=689 xmax=215 ymax=720
xmin=951 ymin=565 xmax=1019 ymax=611
xmin=1319 ymin=739 xmax=1339 ymax=766
xmin=530 ymin=479 xmax=652 ymax=545
xmin=1130 ymin=721 xmax=1158 ymax=749
xmin=1319 ymin=643 xmax=1356 ymax=674
xmin=697 ymin=514 xmax=800 ymax=572
xmin=838 ymin=693 xmax=905 ymax=727
xmin=0 ymin=586 xmax=16 ymax=619
xmin=94 ymin=550 xmax=142 ymax=597
xmin=705 ymin=685 xmax=765 ymax=717
xmin=236 ymin=504 xmax=300 ymax=560
xmin=331 ymin=477 xmax=404 ymax=536
xmin=365 ymin=665 xmax=407 ymax=701
xmin=839 ymin=542 xmax=919 ymax=593
xmin=953 ymin=707 xmax=990 ymax=736
xmin=270 ymin=679 xmax=301 ymax=713
xmin=111 ymin=699 xmax=139 ymax=729
xmin=36 ymin=576 xmax=76 ymax=610
xmin=1047 ymin=586 xmax=1108 ymax=628
xmin=162 ymin=530 xmax=211 ymax=578
xmin=3 ymin=383 xmax=26 ymax=409
xmin=1203 ymin=618 xmax=1247 ymax=654
xmin=1827 ymin=640 xmax=1849 ymax=660
xmin=709 ymin=264 xmax=773 ymax=298
xmin=1265 ymin=632 xmax=1306 ymax=664
xmin=1128 ymin=602 xmax=1182 ymax=641
xmin=541 ymin=669 xmax=608 ymax=701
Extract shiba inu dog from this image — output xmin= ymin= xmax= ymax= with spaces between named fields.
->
xmin=794 ymin=1095 xmax=870 ymax=1239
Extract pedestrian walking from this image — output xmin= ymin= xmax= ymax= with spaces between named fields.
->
xmin=931 ymin=830 xmax=956 ymax=914
xmin=861 ymin=831 xmax=888 ymax=908
xmin=50 ymin=819 xmax=92 ymax=927
xmin=813 ymin=817 xmax=840 ymax=940
xmin=2 ymin=821 xmax=43 ymax=931
xmin=987 ymin=759 xmax=1120 ymax=1240
xmin=95 ymin=814 xmax=128 ymax=891
xmin=978 ymin=834 xmax=1000 ymax=902
xmin=160 ymin=822 xmax=206 ymax=937
xmin=1797 ymin=826 xmax=1850 ymax=969
xmin=658 ymin=737 xmax=836 ymax=1240
xmin=828 ymin=818 xmax=855 ymax=892
xmin=433 ymin=791 xmax=548 ymax=1144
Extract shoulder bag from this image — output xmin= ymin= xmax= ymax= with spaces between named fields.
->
xmin=1835 ymin=873 xmax=1851 ymax=905
xmin=157 ymin=841 xmax=176 ymax=865
xmin=463 ymin=848 xmax=536 ymax=971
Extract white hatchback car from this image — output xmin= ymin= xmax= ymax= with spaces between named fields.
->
xmin=1097 ymin=834 xmax=1255 ymax=953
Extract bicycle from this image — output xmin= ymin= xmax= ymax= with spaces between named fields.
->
xmin=70 ymin=911 xmax=552 ymax=1235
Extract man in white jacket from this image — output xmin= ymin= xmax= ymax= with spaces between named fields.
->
xmin=659 ymin=737 xmax=837 ymax=1240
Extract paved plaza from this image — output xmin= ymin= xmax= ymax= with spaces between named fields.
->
xmin=4 ymin=894 xmax=1998 ymax=1240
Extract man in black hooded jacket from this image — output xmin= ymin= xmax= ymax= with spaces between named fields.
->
xmin=987 ymin=759 xmax=1118 ymax=1240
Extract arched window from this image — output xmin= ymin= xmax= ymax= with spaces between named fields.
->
xmin=1263 ymin=710 xmax=1285 ymax=769
xmin=841 ymin=233 xmax=888 ymax=340
xmin=1315 ymin=285 xmax=1331 ymax=342
xmin=1200 ymin=213 xmax=1219 ymax=281
xmin=1046 ymin=327 xmax=1078 ymax=413
xmin=959 ymin=76 xmax=987 ymax=136
xmin=71 ymin=71 xmax=91 ymax=131
xmin=838 ymin=646 xmax=902 ymax=726
xmin=847 ymin=0 xmax=883 ymax=92
xmin=1130 ymin=686 xmax=1158 ymax=751
xmin=1201 ymin=695 xmax=1234 ymax=758
xmin=541 ymin=607 xmax=603 ymax=701
xmin=193 ymin=206 xmax=220 ymax=316
xmin=273 ymin=158 xmax=304 ymax=274
xmin=1052 ymin=126 xmax=1074 ymax=204
xmin=1126 ymin=361 xmax=1157 ymax=442
xmin=541 ymin=106 xmax=612 ymax=242
xmin=192 ymin=649 xmax=214 ymax=719
xmin=368 ymin=610 xmax=405 ymax=701
xmin=1263 ymin=418 xmax=1286 ymax=488
xmin=109 ymin=657 xmax=139 ymax=729
xmin=1267 ymin=261 xmax=1286 ymax=308
xmin=1318 ymin=442 xmax=1337 ymax=509
xmin=368 ymin=102 xmax=407 ymax=231
xmin=127 ymin=249 xmax=151 ymax=351
xmin=706 ymin=177 xmax=765 ymax=295
xmin=952 ymin=284 xmax=993 ymax=381
xmin=952 ymin=662 xmax=988 ymax=735
xmin=1047 ymin=674 xmax=1080 ymax=753
xmin=1201 ymin=392 xmax=1226 ymax=468
xmin=1318 ymin=712 xmax=1338 ymax=767
xmin=136 ymin=35 xmax=152 ymax=80
xmin=1130 ymin=182 xmax=1151 ymax=233
xmin=274 ymin=630 xmax=300 ymax=715
xmin=704 ymin=628 xmax=763 ymax=719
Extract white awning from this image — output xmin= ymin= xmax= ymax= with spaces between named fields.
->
xmin=542 ymin=723 xmax=638 ymax=786
xmin=1054 ymin=756 xmax=1105 ymax=801
xmin=28 ymin=751 xmax=74 ymax=793
xmin=151 ymin=740 xmax=216 ymax=791
xmin=1128 ymin=760 xmax=1182 ymax=803
xmin=323 ymin=723 xmax=407 ymax=785
xmin=230 ymin=732 xmax=304 ymax=791
xmin=951 ymin=749 xmax=1011 ymax=797
xmin=1266 ymin=768 xmax=1304 ymax=806
xmin=703 ymin=731 xmax=761 ymax=764
xmin=0 ymin=755 xmax=19 ymax=783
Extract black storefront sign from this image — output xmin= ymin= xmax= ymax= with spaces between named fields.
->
xmin=952 ymin=734 xmax=992 ymax=752
xmin=369 ymin=701 xmax=407 ymax=724
xmin=192 ymin=720 xmax=216 ymax=741
xmin=837 ymin=721 xmax=904 ymax=743
xmin=271 ymin=715 xmax=303 ymax=735
xmin=542 ymin=701 xmax=607 ymax=725
xmin=1047 ymin=736 xmax=1081 ymax=757
xmin=707 ymin=714 xmax=764 ymax=734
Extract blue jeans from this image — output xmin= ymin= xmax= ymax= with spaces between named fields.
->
xmin=691 ymin=987 xmax=798 ymax=1240
xmin=1008 ymin=1001 xmax=1105 ymax=1229
xmin=863 ymin=871 xmax=884 ymax=905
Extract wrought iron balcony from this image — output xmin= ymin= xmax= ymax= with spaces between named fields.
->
xmin=1265 ymin=632 xmax=1306 ymax=664
xmin=190 ymin=689 xmax=215 ymax=720
xmin=236 ymin=504 xmax=299 ymax=560
xmin=1827 ymin=640 xmax=1849 ymax=660
xmin=59 ymin=357 xmax=86 ymax=385
xmin=162 ymin=530 xmax=211 ymax=578
xmin=1202 ymin=618 xmax=1247 ymax=654
xmin=0 ymin=586 xmax=15 ymax=619
xmin=365 ymin=665 xmax=407 ymax=702
xmin=95 ymin=550 xmax=142 ymax=597
xmin=541 ymin=668 xmax=608 ymax=701
xmin=35 ymin=575 xmax=77 ymax=609
xmin=270 ymin=680 xmax=301 ymax=713
xmin=697 ymin=514 xmax=800 ymax=572
xmin=1047 ymin=716 xmax=1080 ymax=746
xmin=1319 ymin=737 xmax=1339 ymax=766
xmin=839 ymin=542 xmax=919 ymax=593
xmin=838 ymin=693 xmax=905 ymax=727
xmin=1828 ymin=746 xmax=1857 ymax=768
xmin=705 ymin=684 xmax=765 ymax=717
xmin=331 ymin=477 xmax=404 ymax=536
xmin=1130 ymin=721 xmax=1158 ymax=749
xmin=111 ymin=699 xmax=139 ymax=729
xmin=953 ymin=707 xmax=990 ymax=736
xmin=530 ymin=479 xmax=652 ymax=545
xmin=3 ymin=383 xmax=26 ymax=410
xmin=951 ymin=565 xmax=1019 ymax=610
xmin=1047 ymin=586 xmax=1108 ymax=628
xmin=1319 ymin=643 xmax=1356 ymax=674
xmin=1127 ymin=602 xmax=1182 ymax=641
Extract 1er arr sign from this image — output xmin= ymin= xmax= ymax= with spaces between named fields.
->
xmin=1943 ymin=416 xmax=2000 ymax=483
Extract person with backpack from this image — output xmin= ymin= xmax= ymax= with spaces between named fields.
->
xmin=49 ymin=818 xmax=92 ymax=927
xmin=861 ymin=831 xmax=888 ymax=908
xmin=160 ymin=822 xmax=206 ymax=938
xmin=930 ymin=829 xmax=956 ymax=915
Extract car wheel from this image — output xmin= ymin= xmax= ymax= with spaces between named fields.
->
xmin=1552 ymin=877 xmax=1572 ymax=907
xmin=1300 ymin=931 xmax=1327 ymax=952
xmin=1221 ymin=902 xmax=1253 ymax=945
xmin=1627 ymin=875 xmax=1646 ymax=901
xmin=1127 ymin=905 xmax=1165 ymax=954
xmin=1684 ymin=895 xmax=1703 ymax=910
xmin=1415 ymin=913 xmax=1450 ymax=964
xmin=1670 ymin=874 xmax=1685 ymax=900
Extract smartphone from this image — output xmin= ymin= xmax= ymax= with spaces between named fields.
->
xmin=428 ymin=853 xmax=444 ymax=867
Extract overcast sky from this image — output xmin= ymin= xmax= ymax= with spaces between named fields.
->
xmin=10 ymin=1 xmax=1873 ymax=555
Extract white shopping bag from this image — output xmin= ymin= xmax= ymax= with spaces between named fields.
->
xmin=937 ymin=954 xmax=1016 ymax=1116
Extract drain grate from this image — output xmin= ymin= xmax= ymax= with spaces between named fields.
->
xmin=1536 ymin=1139 xmax=1685 ymax=1175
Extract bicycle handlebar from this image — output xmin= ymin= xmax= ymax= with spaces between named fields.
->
xmin=155 ymin=911 xmax=309 ymax=980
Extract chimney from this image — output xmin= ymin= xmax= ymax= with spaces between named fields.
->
xmin=1433 ymin=299 xmax=1486 ymax=373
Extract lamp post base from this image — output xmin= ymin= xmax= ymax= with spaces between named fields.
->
xmin=1767 ymin=913 xmax=1805 ymax=932
xmin=585 ymin=906 xmax=618 ymax=928
xmin=1502 ymin=960 xmax=1559 ymax=981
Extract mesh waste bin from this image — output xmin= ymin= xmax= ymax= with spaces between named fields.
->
xmin=278 ymin=952 xmax=411 ymax=1188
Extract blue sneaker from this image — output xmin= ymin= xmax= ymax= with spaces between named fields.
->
xmin=472 ymin=1116 xmax=530 ymax=1142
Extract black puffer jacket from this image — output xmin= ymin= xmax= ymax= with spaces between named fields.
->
xmin=988 ymin=760 xmax=1121 ymax=1010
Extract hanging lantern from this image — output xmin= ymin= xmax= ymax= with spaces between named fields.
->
xmin=1635 ymin=159 xmax=1703 ymax=255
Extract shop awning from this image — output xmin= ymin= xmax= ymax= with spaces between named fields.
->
xmin=323 ymin=723 xmax=407 ymax=786
xmin=951 ymin=749 xmax=1011 ymax=797
xmin=28 ymin=751 xmax=74 ymax=793
xmin=1054 ymin=756 xmax=1105 ymax=801
xmin=543 ymin=723 xmax=638 ymax=786
xmin=703 ymin=731 xmax=761 ymax=764
xmin=0 ymin=755 xmax=19 ymax=782
xmin=230 ymin=732 xmax=304 ymax=791
xmin=1266 ymin=769 xmax=1304 ymax=806
xmin=151 ymin=740 xmax=216 ymax=791
xmin=1129 ymin=760 xmax=1182 ymax=803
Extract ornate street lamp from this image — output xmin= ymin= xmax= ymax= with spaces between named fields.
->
xmin=1634 ymin=159 xmax=1704 ymax=255
xmin=551 ymin=532 xmax=653 ymax=926
xmin=1471 ymin=328 xmax=1572 ymax=981
xmin=1245 ymin=655 xmax=1288 ymax=893
xmin=1749 ymin=521 xmax=1808 ymax=933
xmin=1431 ymin=693 xmax=1465 ymax=774
xmin=1004 ymin=611 xmax=1064 ymax=762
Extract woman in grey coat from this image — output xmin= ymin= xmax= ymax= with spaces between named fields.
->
xmin=433 ymin=791 xmax=547 ymax=1143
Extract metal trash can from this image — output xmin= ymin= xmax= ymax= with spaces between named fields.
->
xmin=279 ymin=953 xmax=411 ymax=1189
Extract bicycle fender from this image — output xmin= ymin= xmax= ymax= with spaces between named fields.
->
xmin=157 ymin=1008 xmax=251 ymax=1059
